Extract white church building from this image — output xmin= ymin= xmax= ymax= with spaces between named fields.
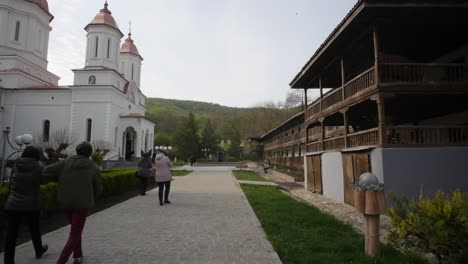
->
xmin=0 ymin=0 xmax=155 ymax=160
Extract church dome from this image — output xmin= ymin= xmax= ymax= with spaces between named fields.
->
xmin=85 ymin=1 xmax=123 ymax=37
xmin=25 ymin=0 xmax=49 ymax=13
xmin=120 ymin=33 xmax=143 ymax=60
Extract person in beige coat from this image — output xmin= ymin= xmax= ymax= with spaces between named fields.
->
xmin=153 ymin=150 xmax=172 ymax=206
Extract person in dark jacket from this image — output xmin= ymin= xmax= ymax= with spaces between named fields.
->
xmin=3 ymin=146 xmax=48 ymax=264
xmin=137 ymin=153 xmax=153 ymax=195
xmin=42 ymin=142 xmax=103 ymax=264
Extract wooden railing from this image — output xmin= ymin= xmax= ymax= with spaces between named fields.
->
xmin=264 ymin=132 xmax=305 ymax=150
xmin=307 ymin=141 xmax=322 ymax=152
xmin=344 ymin=67 xmax=375 ymax=99
xmin=348 ymin=128 xmax=379 ymax=148
xmin=305 ymin=103 xmax=321 ymax=119
xmin=324 ymin=136 xmax=345 ymax=150
xmin=380 ymin=63 xmax=468 ymax=83
xmin=386 ymin=126 xmax=468 ymax=146
xmin=321 ymin=87 xmax=343 ymax=109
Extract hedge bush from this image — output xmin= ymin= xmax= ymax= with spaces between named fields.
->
xmin=387 ymin=189 xmax=468 ymax=263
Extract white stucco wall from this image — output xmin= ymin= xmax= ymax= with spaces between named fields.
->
xmin=381 ymin=147 xmax=468 ymax=200
xmin=370 ymin=148 xmax=384 ymax=184
xmin=321 ymin=152 xmax=345 ymax=203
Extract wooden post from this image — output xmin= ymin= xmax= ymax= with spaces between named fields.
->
xmin=342 ymin=109 xmax=349 ymax=148
xmin=320 ymin=118 xmax=325 ymax=151
xmin=305 ymin=125 xmax=309 ymax=153
xmin=341 ymin=58 xmax=346 ymax=99
xmin=304 ymin=88 xmax=308 ymax=110
xmin=373 ymin=27 xmax=380 ymax=85
xmin=319 ymin=78 xmax=323 ymax=111
xmin=376 ymin=97 xmax=386 ymax=146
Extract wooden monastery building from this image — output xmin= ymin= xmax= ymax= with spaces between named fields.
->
xmin=261 ymin=0 xmax=468 ymax=204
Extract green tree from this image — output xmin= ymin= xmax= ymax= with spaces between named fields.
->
xmin=154 ymin=132 xmax=172 ymax=147
xmin=228 ymin=125 xmax=241 ymax=160
xmin=200 ymin=119 xmax=219 ymax=156
xmin=173 ymin=112 xmax=200 ymax=160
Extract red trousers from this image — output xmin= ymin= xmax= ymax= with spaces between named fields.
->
xmin=57 ymin=210 xmax=87 ymax=264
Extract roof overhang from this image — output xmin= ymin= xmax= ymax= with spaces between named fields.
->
xmin=290 ymin=0 xmax=468 ymax=89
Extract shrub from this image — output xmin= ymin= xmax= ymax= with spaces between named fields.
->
xmin=91 ymin=151 xmax=104 ymax=166
xmin=0 ymin=185 xmax=8 ymax=238
xmin=387 ymin=189 xmax=468 ymax=263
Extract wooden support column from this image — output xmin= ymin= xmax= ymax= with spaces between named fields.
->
xmin=304 ymin=88 xmax=308 ymax=110
xmin=373 ymin=27 xmax=380 ymax=85
xmin=305 ymin=125 xmax=309 ymax=153
xmin=341 ymin=58 xmax=345 ymax=99
xmin=376 ymin=96 xmax=386 ymax=147
xmin=320 ymin=118 xmax=325 ymax=151
xmin=319 ymin=78 xmax=323 ymax=111
xmin=341 ymin=108 xmax=349 ymax=148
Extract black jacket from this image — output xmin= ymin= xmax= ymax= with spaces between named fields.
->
xmin=5 ymin=157 xmax=43 ymax=212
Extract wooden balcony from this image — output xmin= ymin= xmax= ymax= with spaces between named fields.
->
xmin=305 ymin=67 xmax=376 ymax=121
xmin=306 ymin=141 xmax=322 ymax=153
xmin=264 ymin=132 xmax=305 ymax=150
xmin=386 ymin=126 xmax=468 ymax=146
xmin=348 ymin=128 xmax=379 ymax=148
xmin=324 ymin=136 xmax=345 ymax=150
xmin=305 ymin=63 xmax=468 ymax=124
xmin=380 ymin=63 xmax=468 ymax=84
xmin=301 ymin=125 xmax=468 ymax=154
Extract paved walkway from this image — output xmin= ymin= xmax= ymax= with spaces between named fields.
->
xmin=2 ymin=167 xmax=281 ymax=264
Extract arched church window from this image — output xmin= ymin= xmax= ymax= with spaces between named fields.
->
xmin=88 ymin=75 xmax=96 ymax=85
xmin=131 ymin=64 xmax=134 ymax=80
xmin=107 ymin=38 xmax=111 ymax=59
xmin=14 ymin=21 xmax=20 ymax=41
xmin=94 ymin=37 xmax=99 ymax=57
xmin=43 ymin=120 xmax=50 ymax=142
xmin=86 ymin=118 xmax=93 ymax=142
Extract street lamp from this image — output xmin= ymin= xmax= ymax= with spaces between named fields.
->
xmin=1 ymin=127 xmax=34 ymax=185
xmin=202 ymin=148 xmax=210 ymax=160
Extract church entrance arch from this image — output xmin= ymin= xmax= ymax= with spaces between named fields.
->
xmin=123 ymin=127 xmax=137 ymax=160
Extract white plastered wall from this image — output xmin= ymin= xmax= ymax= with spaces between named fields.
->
xmin=321 ymin=152 xmax=345 ymax=203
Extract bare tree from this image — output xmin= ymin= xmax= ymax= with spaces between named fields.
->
xmin=34 ymin=128 xmax=78 ymax=164
xmin=91 ymin=140 xmax=113 ymax=157
xmin=284 ymin=90 xmax=304 ymax=110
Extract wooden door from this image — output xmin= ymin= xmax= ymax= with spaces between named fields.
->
xmin=312 ymin=156 xmax=322 ymax=194
xmin=342 ymin=152 xmax=371 ymax=205
xmin=306 ymin=156 xmax=315 ymax=192
xmin=306 ymin=155 xmax=322 ymax=193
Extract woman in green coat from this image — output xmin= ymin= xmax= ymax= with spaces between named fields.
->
xmin=42 ymin=142 xmax=103 ymax=264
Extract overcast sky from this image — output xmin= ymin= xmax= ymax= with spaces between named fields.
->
xmin=47 ymin=0 xmax=356 ymax=108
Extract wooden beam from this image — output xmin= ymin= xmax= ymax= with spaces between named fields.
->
xmin=341 ymin=58 xmax=346 ymax=99
xmin=320 ymin=120 xmax=325 ymax=151
xmin=373 ymin=27 xmax=380 ymax=85
xmin=343 ymin=110 xmax=349 ymax=148
xmin=304 ymin=88 xmax=308 ymax=110
xmin=376 ymin=96 xmax=386 ymax=147
xmin=319 ymin=78 xmax=323 ymax=111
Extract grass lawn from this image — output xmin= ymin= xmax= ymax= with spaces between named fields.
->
xmin=232 ymin=169 xmax=271 ymax=182
xmin=171 ymin=169 xmax=192 ymax=176
xmin=241 ymin=185 xmax=424 ymax=264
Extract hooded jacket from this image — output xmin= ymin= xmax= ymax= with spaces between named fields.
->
xmin=154 ymin=153 xmax=172 ymax=182
xmin=5 ymin=157 xmax=43 ymax=211
xmin=42 ymin=155 xmax=103 ymax=210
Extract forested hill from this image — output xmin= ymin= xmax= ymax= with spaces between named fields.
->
xmin=145 ymin=97 xmax=301 ymax=145
xmin=145 ymin=98 xmax=248 ymax=117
